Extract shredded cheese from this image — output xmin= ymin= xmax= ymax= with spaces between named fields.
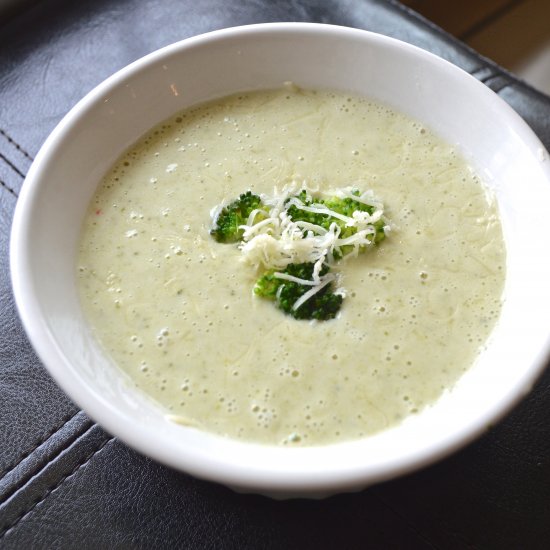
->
xmin=291 ymin=273 xmax=336 ymax=311
xmin=212 ymin=180 xmax=388 ymax=313
xmin=236 ymin=181 xmax=386 ymax=273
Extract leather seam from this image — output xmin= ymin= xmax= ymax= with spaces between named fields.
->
xmin=0 ymin=128 xmax=34 ymax=162
xmin=0 ymin=177 xmax=18 ymax=198
xmin=0 ymin=436 xmax=115 ymax=541
xmin=0 ymin=411 xmax=81 ymax=481
xmin=0 ymin=151 xmax=26 ymax=180
xmin=0 ymin=416 xmax=96 ymax=506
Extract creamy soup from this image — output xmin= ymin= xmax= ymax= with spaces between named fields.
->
xmin=78 ymin=87 xmax=505 ymax=446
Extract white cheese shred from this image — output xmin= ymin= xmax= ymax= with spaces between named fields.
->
xmin=292 ymin=273 xmax=336 ymax=311
xmin=235 ymin=181 xmax=387 ymax=275
xmin=213 ymin=180 xmax=388 ymax=311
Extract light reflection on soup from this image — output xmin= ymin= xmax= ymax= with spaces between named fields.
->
xmin=77 ymin=87 xmax=505 ymax=446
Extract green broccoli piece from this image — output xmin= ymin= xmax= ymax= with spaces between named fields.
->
xmin=286 ymin=191 xmax=386 ymax=259
xmin=324 ymin=193 xmax=386 ymax=245
xmin=253 ymin=270 xmax=280 ymax=298
xmin=210 ymin=187 xmax=388 ymax=321
xmin=285 ymin=191 xmax=330 ymax=228
xmin=255 ymin=262 xmax=343 ymax=321
xmin=210 ymin=191 xmax=263 ymax=243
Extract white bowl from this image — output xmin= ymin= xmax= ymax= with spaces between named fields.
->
xmin=10 ymin=23 xmax=550 ymax=498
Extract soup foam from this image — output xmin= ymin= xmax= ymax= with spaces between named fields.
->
xmin=77 ymin=87 xmax=505 ymax=446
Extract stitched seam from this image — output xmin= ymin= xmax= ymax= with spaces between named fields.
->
xmin=0 ymin=418 xmax=96 ymax=506
xmin=0 ymin=177 xmax=18 ymax=198
xmin=0 ymin=436 xmax=115 ymax=540
xmin=0 ymin=128 xmax=34 ymax=162
xmin=0 ymin=411 xmax=81 ymax=480
xmin=0 ymin=151 xmax=26 ymax=180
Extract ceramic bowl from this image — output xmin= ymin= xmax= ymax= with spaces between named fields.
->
xmin=10 ymin=23 xmax=550 ymax=498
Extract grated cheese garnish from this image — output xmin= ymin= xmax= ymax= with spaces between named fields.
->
xmin=211 ymin=179 xmax=389 ymax=314
xmin=237 ymin=180 xmax=387 ymax=272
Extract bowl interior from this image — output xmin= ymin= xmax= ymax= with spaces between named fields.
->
xmin=11 ymin=23 xmax=550 ymax=497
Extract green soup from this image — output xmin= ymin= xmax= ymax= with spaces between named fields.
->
xmin=78 ymin=87 xmax=505 ymax=445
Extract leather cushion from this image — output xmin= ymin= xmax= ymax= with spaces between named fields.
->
xmin=1 ymin=1 xmax=549 ymax=547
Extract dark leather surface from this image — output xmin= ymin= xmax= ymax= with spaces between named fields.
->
xmin=1 ymin=0 xmax=549 ymax=547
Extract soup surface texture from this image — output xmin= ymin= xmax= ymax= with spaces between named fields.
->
xmin=78 ymin=87 xmax=505 ymax=446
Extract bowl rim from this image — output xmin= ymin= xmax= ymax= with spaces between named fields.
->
xmin=10 ymin=21 xmax=550 ymax=496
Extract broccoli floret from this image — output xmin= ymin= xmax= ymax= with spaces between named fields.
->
xmin=285 ymin=191 xmax=331 ymax=228
xmin=211 ymin=186 xmax=388 ymax=322
xmin=255 ymin=262 xmax=343 ymax=321
xmin=327 ymin=194 xmax=386 ymax=244
xmin=253 ymin=270 xmax=280 ymax=298
xmin=210 ymin=191 xmax=263 ymax=243
xmin=286 ymin=191 xmax=386 ymax=250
